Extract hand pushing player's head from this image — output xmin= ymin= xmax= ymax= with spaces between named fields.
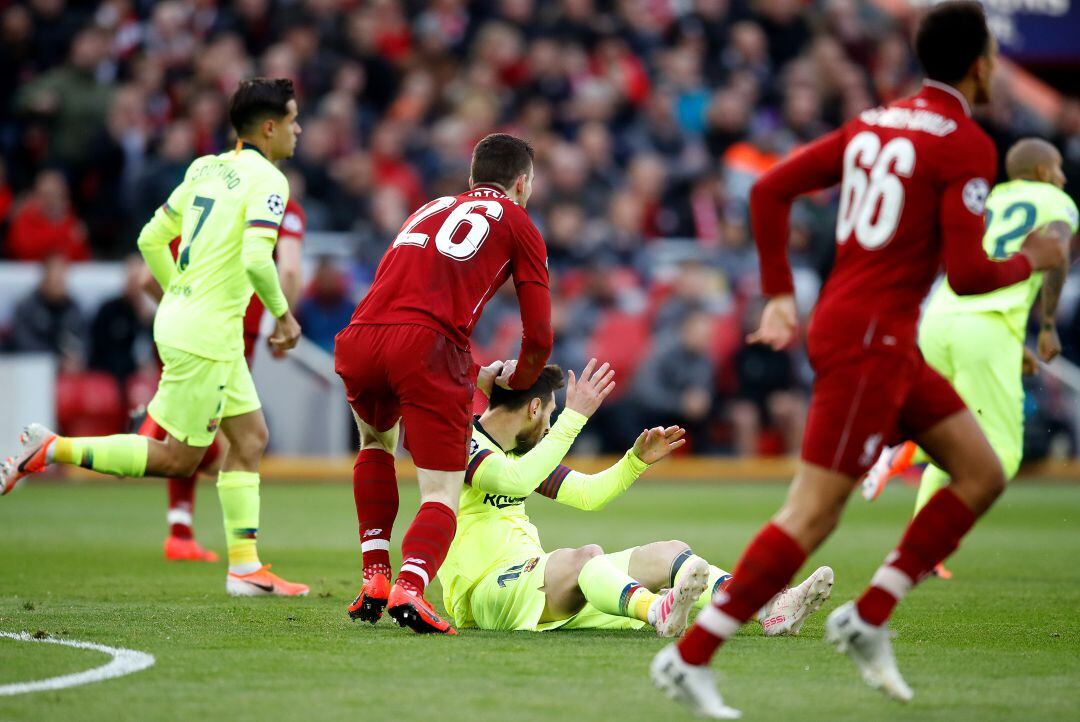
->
xmin=914 ymin=1 xmax=996 ymax=106
xmin=229 ymin=78 xmax=302 ymax=162
xmin=487 ymin=364 xmax=565 ymax=453
xmin=470 ymin=133 xmax=536 ymax=207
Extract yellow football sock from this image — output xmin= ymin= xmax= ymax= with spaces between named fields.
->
xmin=52 ymin=435 xmax=148 ymax=477
xmin=217 ymin=471 xmax=262 ymax=572
xmin=577 ymin=554 xmax=657 ymax=622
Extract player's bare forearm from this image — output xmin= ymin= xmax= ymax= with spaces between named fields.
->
xmin=275 ymin=237 xmax=303 ymax=308
xmin=1039 ymin=224 xmax=1072 ymax=323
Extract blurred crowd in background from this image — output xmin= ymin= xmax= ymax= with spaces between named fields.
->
xmin=1 ymin=0 xmax=1078 ymax=458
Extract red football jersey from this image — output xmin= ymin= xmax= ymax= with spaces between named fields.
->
xmin=350 ymin=184 xmax=552 ymax=385
xmin=243 ymin=198 xmax=306 ymax=342
xmin=752 ymin=81 xmax=1031 ymax=348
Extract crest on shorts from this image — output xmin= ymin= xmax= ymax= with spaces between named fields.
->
xmin=266 ymin=193 xmax=285 ymax=216
xmin=207 ymin=417 xmax=221 ymax=433
xmin=961 ymin=178 xmax=989 ymax=215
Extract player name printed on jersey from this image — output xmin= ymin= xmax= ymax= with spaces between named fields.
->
xmin=858 ymin=106 xmax=958 ymax=137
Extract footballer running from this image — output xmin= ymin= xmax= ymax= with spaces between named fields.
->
xmin=861 ymin=137 xmax=1076 ymax=576
xmin=650 ymin=3 xmax=1068 ymax=718
xmin=2 ymin=78 xmax=309 ymax=598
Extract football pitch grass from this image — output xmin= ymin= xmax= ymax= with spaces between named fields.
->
xmin=1 ymin=480 xmax=1077 ymax=722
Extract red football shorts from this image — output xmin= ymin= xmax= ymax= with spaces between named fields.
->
xmin=334 ymin=323 xmax=477 ymax=472
xmin=801 ymin=333 xmax=966 ymax=478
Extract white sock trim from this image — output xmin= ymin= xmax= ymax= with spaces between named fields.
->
xmin=361 ymin=539 xmax=390 ymax=552
xmin=400 ymin=563 xmax=430 ymax=586
xmin=871 ymin=565 xmax=914 ymax=599
xmin=694 ymin=605 xmax=741 ymax=640
xmin=166 ymin=508 xmax=193 ymax=526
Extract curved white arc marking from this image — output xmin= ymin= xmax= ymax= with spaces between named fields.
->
xmin=0 ymin=631 xmax=155 ymax=695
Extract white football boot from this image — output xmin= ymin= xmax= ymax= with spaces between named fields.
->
xmin=759 ymin=565 xmax=834 ymax=637
xmin=650 ymin=645 xmax=742 ymax=719
xmin=860 ymin=441 xmax=916 ymax=502
xmin=652 ymin=557 xmax=709 ymax=638
xmin=824 ymin=601 xmax=913 ymax=702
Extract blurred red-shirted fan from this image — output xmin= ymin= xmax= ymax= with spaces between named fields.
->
xmin=335 ymin=133 xmax=553 ymax=635
xmin=650 ymin=3 xmax=1068 ymax=718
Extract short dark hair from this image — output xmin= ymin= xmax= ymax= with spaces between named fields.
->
xmin=489 ymin=364 xmax=565 ymax=411
xmin=470 ymin=133 xmax=535 ymax=190
xmin=229 ymin=78 xmax=295 ymax=137
xmin=914 ymin=2 xmax=990 ymax=85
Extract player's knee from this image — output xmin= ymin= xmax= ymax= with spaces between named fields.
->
xmin=231 ymin=425 xmax=269 ymax=465
xmin=574 ymin=544 xmax=604 ymax=571
xmin=656 ymin=540 xmax=690 ymax=560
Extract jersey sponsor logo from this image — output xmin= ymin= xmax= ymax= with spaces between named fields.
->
xmin=858 ymin=107 xmax=957 ymax=137
xmin=962 ymin=178 xmax=990 ymax=215
xmin=267 ymin=194 xmax=285 ymax=216
xmin=483 ymin=493 xmax=527 ymax=508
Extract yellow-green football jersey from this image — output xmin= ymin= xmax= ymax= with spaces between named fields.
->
xmin=439 ymin=422 xmax=550 ymax=627
xmin=154 ymin=145 xmax=289 ymax=360
xmin=924 ymin=179 xmax=1079 ymax=339
xmin=438 ymin=410 xmax=647 ymax=627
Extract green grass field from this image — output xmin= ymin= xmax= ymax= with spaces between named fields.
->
xmin=1 ymin=479 xmax=1078 ymax=722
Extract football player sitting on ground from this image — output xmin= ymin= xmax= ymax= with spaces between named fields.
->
xmin=423 ymin=359 xmax=834 ymax=636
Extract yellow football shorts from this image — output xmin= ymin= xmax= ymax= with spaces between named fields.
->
xmin=468 ymin=548 xmax=646 ymax=632
xmin=147 ymin=344 xmax=261 ymax=447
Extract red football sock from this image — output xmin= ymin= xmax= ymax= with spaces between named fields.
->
xmin=167 ymin=475 xmax=197 ymax=539
xmin=856 ymin=487 xmax=975 ymax=626
xmin=354 ymin=449 xmax=398 ymax=581
xmin=678 ymin=523 xmax=806 ymax=665
xmin=396 ymin=501 xmax=457 ymax=594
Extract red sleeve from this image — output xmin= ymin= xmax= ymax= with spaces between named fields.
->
xmin=508 ymin=208 xmax=553 ymax=389
xmin=509 ymin=279 xmax=553 ymax=389
xmin=750 ymin=129 xmax=847 ymax=297
xmin=279 ymin=200 xmax=306 ymax=243
xmin=939 ymin=136 xmax=1031 ymax=294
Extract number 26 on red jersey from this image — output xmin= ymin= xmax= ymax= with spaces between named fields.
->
xmin=392 ymin=197 xmax=505 ymax=261
xmin=836 ymin=131 xmax=916 ymax=250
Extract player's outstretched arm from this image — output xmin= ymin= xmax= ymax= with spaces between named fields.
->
xmin=543 ymin=426 xmax=685 ymax=511
xmin=472 ymin=360 xmax=616 ymax=496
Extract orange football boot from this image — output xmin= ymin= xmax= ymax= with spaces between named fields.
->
xmin=932 ymin=563 xmax=953 ymax=580
xmin=164 ymin=536 xmax=220 ymax=562
xmin=1 ymin=424 xmax=58 ymax=496
xmin=348 ymin=573 xmax=391 ymax=623
xmin=226 ymin=564 xmax=309 ymax=597
xmin=387 ymin=584 xmax=457 ymax=634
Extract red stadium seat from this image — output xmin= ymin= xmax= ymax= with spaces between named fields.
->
xmin=56 ymin=372 xmax=128 ymax=437
xmin=587 ymin=310 xmax=652 ymax=399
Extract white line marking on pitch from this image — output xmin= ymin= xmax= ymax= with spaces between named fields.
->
xmin=0 ymin=631 xmax=155 ymax=695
